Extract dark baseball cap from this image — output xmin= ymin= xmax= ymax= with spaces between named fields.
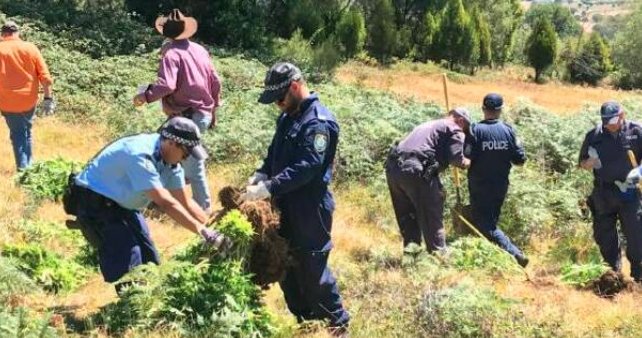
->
xmin=600 ymin=101 xmax=623 ymax=124
xmin=159 ymin=116 xmax=208 ymax=160
xmin=482 ymin=93 xmax=503 ymax=111
xmin=258 ymin=62 xmax=302 ymax=104
xmin=1 ymin=21 xmax=19 ymax=33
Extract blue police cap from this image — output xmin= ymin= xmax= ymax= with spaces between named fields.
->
xmin=600 ymin=101 xmax=622 ymax=119
xmin=258 ymin=62 xmax=302 ymax=104
xmin=159 ymin=116 xmax=207 ymax=160
xmin=482 ymin=93 xmax=503 ymax=111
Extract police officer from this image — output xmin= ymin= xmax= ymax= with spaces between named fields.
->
xmin=72 ymin=117 xmax=229 ymax=292
xmin=386 ymin=108 xmax=472 ymax=252
xmin=241 ymin=62 xmax=349 ymax=334
xmin=579 ymin=101 xmax=642 ymax=282
xmin=466 ymin=93 xmax=528 ymax=267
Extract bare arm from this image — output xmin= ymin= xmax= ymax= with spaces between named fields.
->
xmin=145 ymin=187 xmax=204 ymax=234
xmin=169 ymin=187 xmax=208 ymax=224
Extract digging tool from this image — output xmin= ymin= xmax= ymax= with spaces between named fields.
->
xmin=627 ymin=150 xmax=642 ymax=192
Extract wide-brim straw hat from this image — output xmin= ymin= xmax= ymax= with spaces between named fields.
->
xmin=154 ymin=9 xmax=197 ymax=40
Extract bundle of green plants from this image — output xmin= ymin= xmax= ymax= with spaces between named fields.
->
xmin=1 ymin=243 xmax=89 ymax=294
xmin=16 ymin=158 xmax=81 ymax=202
xmin=0 ymin=306 xmax=57 ymax=338
xmin=447 ymin=237 xmax=522 ymax=275
xmin=560 ymin=262 xmax=609 ymax=288
xmin=100 ymin=211 xmax=276 ymax=337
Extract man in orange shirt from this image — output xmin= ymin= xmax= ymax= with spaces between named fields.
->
xmin=0 ymin=21 xmax=54 ymax=171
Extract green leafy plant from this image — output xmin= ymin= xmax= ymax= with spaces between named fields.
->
xmin=1 ymin=243 xmax=89 ymax=294
xmin=0 ymin=306 xmax=57 ymax=338
xmin=16 ymin=158 xmax=81 ymax=202
xmin=561 ymin=263 xmax=609 ymax=288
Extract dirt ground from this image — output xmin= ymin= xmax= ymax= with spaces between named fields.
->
xmin=336 ymin=62 xmax=640 ymax=115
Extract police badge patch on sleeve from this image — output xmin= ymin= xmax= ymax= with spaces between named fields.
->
xmin=314 ymin=133 xmax=328 ymax=152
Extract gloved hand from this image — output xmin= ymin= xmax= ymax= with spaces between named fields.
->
xmin=200 ymin=228 xmax=233 ymax=253
xmin=614 ymin=168 xmax=641 ymax=193
xmin=41 ymin=97 xmax=56 ymax=116
xmin=247 ymin=172 xmax=268 ymax=185
xmin=587 ymin=146 xmax=602 ymax=169
xmin=240 ymin=181 xmax=271 ymax=202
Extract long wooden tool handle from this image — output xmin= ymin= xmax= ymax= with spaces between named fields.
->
xmin=442 ymin=74 xmax=450 ymax=112
xmin=627 ymin=150 xmax=638 ymax=168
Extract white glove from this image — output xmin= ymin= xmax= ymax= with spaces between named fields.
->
xmin=247 ymin=172 xmax=268 ymax=185
xmin=587 ymin=146 xmax=602 ymax=169
xmin=240 ymin=181 xmax=271 ymax=202
xmin=615 ymin=168 xmax=641 ymax=192
xmin=41 ymin=98 xmax=56 ymax=116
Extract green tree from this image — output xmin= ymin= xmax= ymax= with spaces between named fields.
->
xmin=415 ymin=11 xmax=440 ymax=61
xmin=467 ymin=0 xmax=522 ymax=66
xmin=433 ymin=0 xmax=479 ymax=70
xmin=526 ymin=18 xmax=558 ymax=83
xmin=366 ymin=0 xmax=398 ymax=62
xmin=613 ymin=6 xmax=642 ymax=89
xmin=568 ymin=33 xmax=611 ymax=86
xmin=525 ymin=3 xmax=581 ymax=38
xmin=336 ymin=7 xmax=367 ymax=58
xmin=473 ymin=10 xmax=492 ymax=67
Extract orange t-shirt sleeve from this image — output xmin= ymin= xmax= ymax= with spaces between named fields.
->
xmin=31 ymin=44 xmax=53 ymax=86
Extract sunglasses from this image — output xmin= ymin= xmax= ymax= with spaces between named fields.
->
xmin=178 ymin=143 xmax=191 ymax=160
xmin=275 ymin=83 xmax=293 ymax=105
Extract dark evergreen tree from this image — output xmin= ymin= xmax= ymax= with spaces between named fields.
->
xmin=336 ymin=7 xmax=367 ymax=58
xmin=568 ymin=33 xmax=611 ymax=86
xmin=366 ymin=0 xmax=398 ymax=62
xmin=526 ymin=18 xmax=558 ymax=83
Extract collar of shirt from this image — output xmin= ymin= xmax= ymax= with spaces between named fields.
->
xmin=481 ymin=118 xmax=500 ymax=124
xmin=0 ymin=35 xmax=20 ymax=42
xmin=286 ymin=92 xmax=319 ymax=121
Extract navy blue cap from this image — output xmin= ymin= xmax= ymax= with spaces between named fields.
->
xmin=159 ymin=116 xmax=207 ymax=160
xmin=482 ymin=93 xmax=503 ymax=111
xmin=258 ymin=62 xmax=302 ymax=104
xmin=600 ymin=101 xmax=622 ymax=119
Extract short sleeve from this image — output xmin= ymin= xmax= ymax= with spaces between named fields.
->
xmin=126 ymin=155 xmax=164 ymax=192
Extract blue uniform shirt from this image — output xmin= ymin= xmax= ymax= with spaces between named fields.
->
xmin=75 ymin=134 xmax=185 ymax=210
xmin=466 ymin=119 xmax=526 ymax=184
xmin=579 ymin=121 xmax=642 ymax=184
xmin=259 ymin=93 xmax=339 ymax=197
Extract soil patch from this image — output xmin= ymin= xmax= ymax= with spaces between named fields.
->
xmin=591 ymin=270 xmax=631 ymax=298
xmin=218 ymin=186 xmax=292 ymax=288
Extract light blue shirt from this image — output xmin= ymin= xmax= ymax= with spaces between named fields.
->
xmin=75 ymin=134 xmax=185 ymax=210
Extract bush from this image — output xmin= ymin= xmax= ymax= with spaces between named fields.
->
xmin=561 ymin=263 xmax=609 ymax=288
xmin=101 ymin=211 xmax=275 ymax=337
xmin=16 ymin=158 xmax=82 ymax=202
xmin=1 ymin=243 xmax=89 ymax=294
xmin=0 ymin=306 xmax=57 ymax=338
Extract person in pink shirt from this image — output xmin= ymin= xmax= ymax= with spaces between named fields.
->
xmin=133 ymin=9 xmax=221 ymax=214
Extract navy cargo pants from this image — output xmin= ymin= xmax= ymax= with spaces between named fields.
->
xmin=385 ymin=154 xmax=446 ymax=252
xmin=277 ymin=193 xmax=350 ymax=328
xmin=469 ymin=181 xmax=524 ymax=259
xmin=75 ymin=187 xmax=160 ymax=283
xmin=588 ymin=185 xmax=642 ymax=280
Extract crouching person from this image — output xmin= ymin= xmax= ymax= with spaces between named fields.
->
xmin=70 ymin=117 xmax=229 ymax=292
xmin=386 ymin=108 xmax=471 ymax=253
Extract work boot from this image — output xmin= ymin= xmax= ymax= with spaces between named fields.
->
xmin=515 ymin=254 xmax=529 ymax=268
xmin=328 ymin=325 xmax=349 ymax=338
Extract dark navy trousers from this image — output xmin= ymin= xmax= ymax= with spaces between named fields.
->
xmin=469 ymin=181 xmax=524 ymax=259
xmin=76 ymin=188 xmax=160 ymax=283
xmin=277 ymin=194 xmax=349 ymax=328
xmin=385 ymin=157 xmax=446 ymax=252
xmin=588 ymin=186 xmax=642 ymax=279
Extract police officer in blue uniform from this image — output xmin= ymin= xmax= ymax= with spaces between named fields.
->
xmin=386 ymin=108 xmax=471 ymax=252
xmin=71 ymin=117 xmax=230 ymax=291
xmin=466 ymin=93 xmax=529 ymax=267
xmin=579 ymin=101 xmax=642 ymax=282
xmin=241 ymin=62 xmax=349 ymax=333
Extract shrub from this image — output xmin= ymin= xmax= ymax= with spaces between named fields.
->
xmin=16 ymin=158 xmax=82 ymax=202
xmin=1 ymin=243 xmax=89 ymax=294
xmin=561 ymin=263 xmax=609 ymax=288
xmin=447 ymin=238 xmax=522 ymax=275
xmin=0 ymin=306 xmax=57 ymax=338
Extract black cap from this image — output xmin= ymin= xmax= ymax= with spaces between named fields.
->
xmin=1 ymin=21 xmax=19 ymax=34
xmin=159 ymin=116 xmax=208 ymax=160
xmin=600 ymin=101 xmax=622 ymax=120
xmin=258 ymin=62 xmax=302 ymax=104
xmin=482 ymin=93 xmax=503 ymax=111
